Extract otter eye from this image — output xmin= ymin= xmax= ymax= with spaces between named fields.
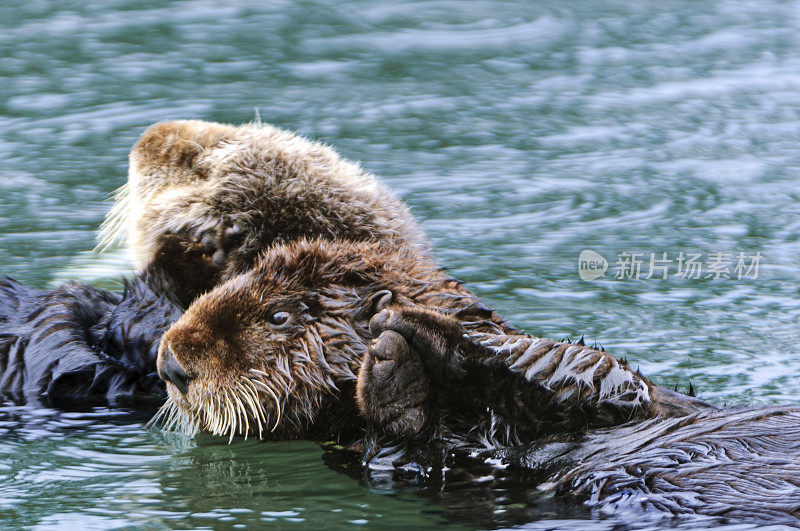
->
xmin=270 ymin=311 xmax=290 ymax=326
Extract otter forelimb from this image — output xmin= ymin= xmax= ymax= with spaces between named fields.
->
xmin=361 ymin=305 xmax=716 ymax=438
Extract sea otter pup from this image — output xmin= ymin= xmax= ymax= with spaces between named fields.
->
xmin=153 ymin=236 xmax=710 ymax=443
xmin=99 ymin=120 xmax=431 ymax=307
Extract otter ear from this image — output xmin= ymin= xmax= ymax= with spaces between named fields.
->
xmin=364 ymin=290 xmax=393 ymax=316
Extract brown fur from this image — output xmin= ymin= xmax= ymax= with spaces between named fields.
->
xmin=99 ymin=120 xmax=431 ymax=307
xmin=153 ymin=237 xmax=709 ymax=443
xmin=471 ymin=405 xmax=800 ymax=525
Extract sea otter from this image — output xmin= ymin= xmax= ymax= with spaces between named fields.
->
xmin=99 ymin=119 xmax=431 ymax=307
xmin=154 ymin=236 xmax=710 ymax=444
xmin=0 ymin=119 xmax=435 ymax=402
xmin=154 ymin=237 xmax=800 ymax=526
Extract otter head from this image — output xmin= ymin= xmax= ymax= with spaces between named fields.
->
xmin=100 ymin=120 xmax=429 ymax=307
xmin=152 ymin=238 xmax=436 ymax=441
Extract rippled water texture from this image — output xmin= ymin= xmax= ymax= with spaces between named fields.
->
xmin=1 ymin=0 xmax=799 ymax=527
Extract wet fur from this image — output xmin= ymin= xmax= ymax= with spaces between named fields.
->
xmin=0 ymin=272 xmax=181 ymax=403
xmin=481 ymin=405 xmax=800 ymax=525
xmin=156 ymin=237 xmax=707 ymax=445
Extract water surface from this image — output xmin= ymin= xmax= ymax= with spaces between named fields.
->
xmin=1 ymin=0 xmax=799 ymax=527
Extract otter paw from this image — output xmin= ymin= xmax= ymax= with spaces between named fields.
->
xmin=356 ymin=330 xmax=432 ymax=439
xmin=193 ymin=222 xmax=245 ymax=268
xmin=369 ymin=306 xmax=468 ymax=381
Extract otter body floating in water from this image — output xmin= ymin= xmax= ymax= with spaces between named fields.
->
xmin=154 ymin=236 xmax=710 ymax=443
xmin=154 ymin=236 xmax=800 ymax=526
xmin=0 ymin=272 xmax=180 ymax=403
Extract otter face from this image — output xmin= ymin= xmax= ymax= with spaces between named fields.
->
xmin=155 ymin=278 xmax=327 ymax=440
xmin=100 ymin=120 xmax=428 ymax=307
xmin=149 ymin=237 xmax=479 ymax=442
xmin=152 ymin=240 xmax=401 ymax=441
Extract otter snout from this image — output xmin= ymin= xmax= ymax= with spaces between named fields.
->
xmin=158 ymin=345 xmax=193 ymax=395
xmin=157 ymin=298 xmax=246 ymax=400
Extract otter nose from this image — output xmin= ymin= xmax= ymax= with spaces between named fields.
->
xmin=159 ymin=345 xmax=192 ymax=395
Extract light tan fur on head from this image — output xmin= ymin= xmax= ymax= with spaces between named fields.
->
xmin=100 ymin=120 xmax=431 ymax=305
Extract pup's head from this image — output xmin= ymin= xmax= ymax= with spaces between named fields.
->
xmin=100 ymin=120 xmax=428 ymax=306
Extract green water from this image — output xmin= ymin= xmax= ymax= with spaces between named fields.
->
xmin=1 ymin=0 xmax=799 ymax=527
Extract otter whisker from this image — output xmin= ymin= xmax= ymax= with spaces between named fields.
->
xmin=214 ymin=391 xmax=226 ymax=434
xmin=231 ymin=388 xmax=251 ymax=440
xmin=248 ymin=369 xmax=285 ymax=427
xmin=225 ymin=389 xmax=237 ymax=443
xmin=164 ymin=401 xmax=181 ymax=431
xmin=236 ymin=381 xmax=260 ymax=439
xmin=242 ymin=378 xmax=268 ymax=427
xmin=206 ymin=402 xmax=215 ymax=434
xmin=148 ymin=398 xmax=199 ymax=437
xmin=162 ymin=402 xmax=177 ymax=431
xmin=180 ymin=406 xmax=200 ymax=436
xmin=252 ymin=384 xmax=270 ymax=430
xmin=238 ymin=378 xmax=266 ymax=439
xmin=250 ymin=378 xmax=282 ymax=432
xmin=225 ymin=397 xmax=233 ymax=436
xmin=211 ymin=391 xmax=223 ymax=435
xmin=218 ymin=391 xmax=229 ymax=439
xmin=208 ymin=408 xmax=217 ymax=434
xmin=203 ymin=394 xmax=215 ymax=434
xmin=229 ymin=390 xmax=239 ymax=442
xmin=249 ymin=368 xmax=270 ymax=379
xmin=147 ymin=399 xmax=170 ymax=429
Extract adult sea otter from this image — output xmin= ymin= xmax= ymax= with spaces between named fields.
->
xmin=155 ymin=235 xmax=800 ymax=526
xmin=1 ymin=119 xmax=792 ymax=526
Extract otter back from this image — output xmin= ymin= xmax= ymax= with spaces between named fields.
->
xmin=98 ymin=120 xmax=431 ymax=307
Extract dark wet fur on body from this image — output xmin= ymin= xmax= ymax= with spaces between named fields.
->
xmin=0 ymin=271 xmax=181 ymax=403
xmin=156 ymin=237 xmax=710 ymax=448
